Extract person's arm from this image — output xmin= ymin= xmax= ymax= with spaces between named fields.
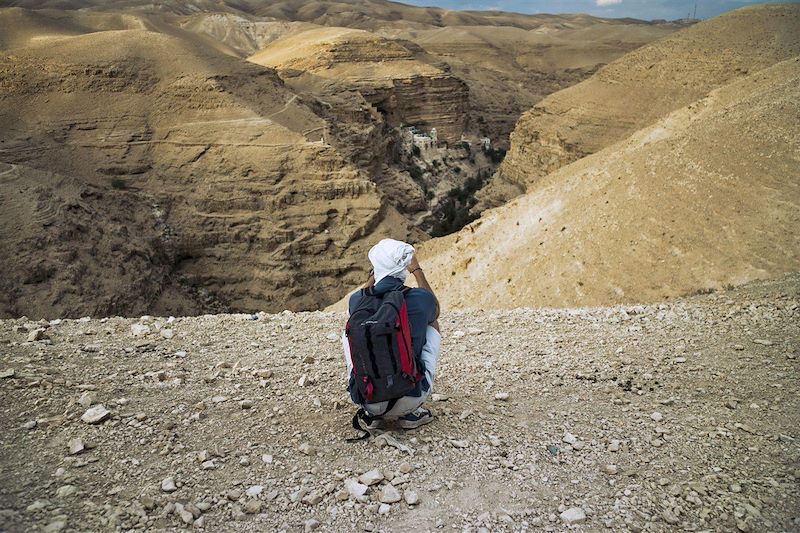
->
xmin=407 ymin=255 xmax=440 ymax=328
xmin=419 ymin=325 xmax=442 ymax=381
xmin=363 ymin=270 xmax=375 ymax=289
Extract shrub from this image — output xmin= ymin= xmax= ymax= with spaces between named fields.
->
xmin=488 ymin=148 xmax=507 ymax=164
xmin=430 ymin=171 xmax=487 ymax=237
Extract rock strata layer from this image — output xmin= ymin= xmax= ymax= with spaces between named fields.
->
xmin=0 ymin=25 xmax=413 ymax=317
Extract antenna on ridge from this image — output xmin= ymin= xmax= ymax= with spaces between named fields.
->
xmin=693 ymin=1 xmax=698 ymax=20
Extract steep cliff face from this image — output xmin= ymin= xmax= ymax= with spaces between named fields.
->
xmin=358 ymin=73 xmax=469 ymax=144
xmin=481 ymin=4 xmax=800 ymax=209
xmin=0 ymin=27 xmax=412 ymax=317
xmin=248 ymin=27 xmax=469 ymax=143
xmin=419 ymin=55 xmax=800 ymax=309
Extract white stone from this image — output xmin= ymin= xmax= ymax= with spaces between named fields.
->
xmin=67 ymin=438 xmax=85 ymax=455
xmin=27 ymin=329 xmax=47 ymax=342
xmin=358 ymin=469 xmax=384 ymax=486
xmin=81 ymin=405 xmax=110 ymax=424
xmin=161 ymin=477 xmax=177 ymax=492
xmin=601 ymin=464 xmax=618 ymax=475
xmin=130 ymin=324 xmax=151 ymax=337
xmin=160 ymin=328 xmax=174 ymax=339
xmin=245 ymin=485 xmax=263 ymax=497
xmin=494 ymin=392 xmax=510 ymax=401
xmin=55 ymin=485 xmax=77 ymax=498
xmin=651 ymin=412 xmax=664 ymax=422
xmin=77 ymin=392 xmax=95 ymax=408
xmin=26 ymin=500 xmax=47 ymax=512
xmin=560 ymin=507 xmax=586 ymax=525
xmin=345 ymin=478 xmax=368 ymax=498
xmin=298 ymin=442 xmax=314 ymax=455
xmin=562 ymin=432 xmax=578 ymax=445
xmin=404 ymin=490 xmax=419 ymax=505
xmin=44 ymin=521 xmax=66 ymax=533
xmin=380 ymin=485 xmax=402 ymax=504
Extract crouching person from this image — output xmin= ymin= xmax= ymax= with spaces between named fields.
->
xmin=342 ymin=239 xmax=441 ymax=437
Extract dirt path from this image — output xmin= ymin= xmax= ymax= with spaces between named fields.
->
xmin=0 ymin=276 xmax=798 ymax=532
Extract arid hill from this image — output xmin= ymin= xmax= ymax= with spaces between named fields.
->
xmin=418 ymin=54 xmax=800 ymax=309
xmin=2 ymin=0 xmax=685 ymax=144
xmin=481 ymin=4 xmax=800 ymax=208
xmin=0 ymin=17 xmax=423 ymax=318
xmin=248 ymin=26 xmax=469 ymax=143
xmin=0 ymin=1 xmax=684 ymax=317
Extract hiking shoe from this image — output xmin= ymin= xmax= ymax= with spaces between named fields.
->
xmin=397 ymin=407 xmax=433 ymax=430
xmin=366 ymin=416 xmax=387 ymax=430
xmin=359 ymin=410 xmax=386 ymax=430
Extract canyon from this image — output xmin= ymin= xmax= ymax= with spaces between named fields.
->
xmin=1 ymin=3 xmax=799 ymax=533
xmin=420 ymin=5 xmax=800 ymax=309
xmin=0 ymin=1 xmax=682 ymax=317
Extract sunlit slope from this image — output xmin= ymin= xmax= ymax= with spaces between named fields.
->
xmin=483 ymin=4 xmax=800 ymax=207
xmin=420 ymin=57 xmax=800 ymax=309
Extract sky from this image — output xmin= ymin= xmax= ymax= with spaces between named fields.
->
xmin=399 ymin=0 xmax=799 ymax=20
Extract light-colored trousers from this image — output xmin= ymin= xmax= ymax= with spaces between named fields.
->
xmin=342 ymin=326 xmax=442 ymax=417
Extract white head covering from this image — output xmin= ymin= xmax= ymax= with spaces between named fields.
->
xmin=368 ymin=238 xmax=415 ymax=284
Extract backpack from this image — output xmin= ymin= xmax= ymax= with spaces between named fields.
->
xmin=345 ymin=287 xmax=422 ymax=405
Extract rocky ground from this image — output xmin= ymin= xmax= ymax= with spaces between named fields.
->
xmin=0 ymin=275 xmax=798 ymax=533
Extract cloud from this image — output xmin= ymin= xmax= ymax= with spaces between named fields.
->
xmin=596 ymin=0 xmax=623 ymax=5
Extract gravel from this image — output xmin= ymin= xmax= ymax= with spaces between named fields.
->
xmin=0 ymin=276 xmax=798 ymax=532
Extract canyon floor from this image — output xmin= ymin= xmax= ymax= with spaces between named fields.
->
xmin=1 ymin=275 xmax=798 ymax=532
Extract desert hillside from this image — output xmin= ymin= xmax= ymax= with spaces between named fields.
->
xmin=0 ymin=162 xmax=201 ymax=319
xmin=0 ymin=19 xmax=422 ymax=318
xmin=1 ymin=275 xmax=798 ymax=532
xmin=0 ymin=1 xmax=682 ymax=318
xmin=0 ymin=3 xmax=798 ymax=533
xmin=419 ymin=55 xmax=800 ymax=309
xmin=249 ymin=27 xmax=469 ymax=143
xmin=481 ymin=4 xmax=800 ymax=208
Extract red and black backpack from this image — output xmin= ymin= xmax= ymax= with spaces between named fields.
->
xmin=345 ymin=287 xmax=422 ymax=405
